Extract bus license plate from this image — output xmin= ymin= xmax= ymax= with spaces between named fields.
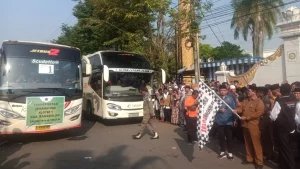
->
xmin=128 ymin=113 xmax=139 ymax=117
xmin=36 ymin=126 xmax=50 ymax=130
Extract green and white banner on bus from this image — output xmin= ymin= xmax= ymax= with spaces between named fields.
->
xmin=26 ymin=96 xmax=65 ymax=126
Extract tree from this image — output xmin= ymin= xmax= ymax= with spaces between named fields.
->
xmin=53 ymin=0 xmax=212 ymax=81
xmin=54 ymin=0 xmax=161 ymax=54
xmin=230 ymin=0 xmax=283 ymax=57
xmin=199 ymin=44 xmax=214 ymax=59
xmin=53 ymin=0 xmax=177 ymax=80
xmin=212 ymin=41 xmax=246 ymax=60
xmin=199 ymin=42 xmax=248 ymax=61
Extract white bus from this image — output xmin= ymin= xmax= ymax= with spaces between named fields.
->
xmin=0 ymin=40 xmax=91 ymax=134
xmin=82 ymin=51 xmax=166 ymax=119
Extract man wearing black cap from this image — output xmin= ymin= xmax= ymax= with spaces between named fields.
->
xmin=132 ymin=87 xmax=159 ymax=139
xmin=237 ymin=85 xmax=264 ymax=169
xmin=270 ymin=83 xmax=296 ymax=169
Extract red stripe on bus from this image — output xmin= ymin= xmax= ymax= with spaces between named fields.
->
xmin=0 ymin=123 xmax=81 ymax=135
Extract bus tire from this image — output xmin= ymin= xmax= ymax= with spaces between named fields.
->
xmin=86 ymin=101 xmax=94 ymax=121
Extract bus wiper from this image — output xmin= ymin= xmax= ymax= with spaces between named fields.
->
xmin=8 ymin=91 xmax=51 ymax=101
xmin=38 ymin=88 xmax=72 ymax=98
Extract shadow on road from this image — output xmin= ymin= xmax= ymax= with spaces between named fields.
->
xmin=97 ymin=117 xmax=143 ymax=126
xmin=42 ymin=145 xmax=171 ymax=169
xmin=0 ymin=120 xmax=95 ymax=169
xmin=2 ymin=119 xmax=95 ymax=144
xmin=173 ymin=127 xmax=195 ymax=162
xmin=205 ymin=138 xmax=278 ymax=169
xmin=173 ymin=127 xmax=186 ymax=140
xmin=174 ymin=138 xmax=194 ymax=162
xmin=0 ymin=140 xmax=30 ymax=169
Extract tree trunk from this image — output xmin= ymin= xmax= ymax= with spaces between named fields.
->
xmin=253 ymin=19 xmax=259 ymax=57
xmin=253 ymin=4 xmax=264 ymax=57
xmin=258 ymin=15 xmax=264 ymax=58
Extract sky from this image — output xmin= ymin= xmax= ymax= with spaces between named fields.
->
xmin=0 ymin=0 xmax=78 ymax=43
xmin=1 ymin=0 xmax=300 ymax=53
xmin=200 ymin=0 xmax=300 ymax=53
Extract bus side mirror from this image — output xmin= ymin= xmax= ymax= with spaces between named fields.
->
xmin=161 ymin=69 xmax=166 ymax=84
xmin=86 ymin=63 xmax=92 ymax=75
xmin=103 ymin=65 xmax=109 ymax=82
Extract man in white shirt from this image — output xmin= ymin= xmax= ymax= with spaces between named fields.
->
xmin=270 ymin=84 xmax=296 ymax=169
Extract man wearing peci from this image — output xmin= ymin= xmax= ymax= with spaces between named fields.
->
xmin=270 ymin=84 xmax=296 ymax=169
xmin=237 ymin=85 xmax=264 ymax=169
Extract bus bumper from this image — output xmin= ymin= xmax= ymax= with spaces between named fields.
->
xmin=0 ymin=113 xmax=82 ymax=134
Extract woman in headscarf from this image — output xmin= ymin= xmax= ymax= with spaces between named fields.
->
xmin=171 ymin=86 xmax=180 ymax=125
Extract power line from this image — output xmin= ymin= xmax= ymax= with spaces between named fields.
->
xmin=46 ymin=15 xmax=75 ymax=41
xmin=205 ymin=0 xmax=225 ymax=42
xmin=48 ymin=15 xmax=73 ymax=38
xmin=202 ymin=0 xmax=299 ymax=28
xmin=201 ymin=0 xmax=300 ymax=30
xmin=202 ymin=0 xmax=288 ymax=24
xmin=202 ymin=14 xmax=286 ymax=37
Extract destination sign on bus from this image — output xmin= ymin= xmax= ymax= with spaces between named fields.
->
xmin=110 ymin=68 xmax=154 ymax=73
xmin=26 ymin=96 xmax=64 ymax=126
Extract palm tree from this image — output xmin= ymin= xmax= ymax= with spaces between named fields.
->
xmin=230 ymin=0 xmax=283 ymax=57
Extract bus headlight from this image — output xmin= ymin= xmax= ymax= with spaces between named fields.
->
xmin=107 ymin=103 xmax=121 ymax=110
xmin=64 ymin=104 xmax=81 ymax=116
xmin=0 ymin=109 xmax=25 ymax=119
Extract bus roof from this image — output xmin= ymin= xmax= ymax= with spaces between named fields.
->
xmin=2 ymin=40 xmax=80 ymax=50
xmin=84 ymin=50 xmax=142 ymax=58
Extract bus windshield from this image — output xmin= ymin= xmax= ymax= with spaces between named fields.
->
xmin=101 ymin=52 xmax=151 ymax=69
xmin=0 ymin=57 xmax=80 ymax=90
xmin=104 ymin=72 xmax=152 ymax=98
xmin=0 ymin=43 xmax=82 ymax=102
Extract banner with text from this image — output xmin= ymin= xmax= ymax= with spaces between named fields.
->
xmin=26 ymin=96 xmax=65 ymax=126
xmin=197 ymin=82 xmax=222 ymax=150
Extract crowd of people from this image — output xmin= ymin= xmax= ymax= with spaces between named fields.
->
xmin=149 ymin=80 xmax=300 ymax=169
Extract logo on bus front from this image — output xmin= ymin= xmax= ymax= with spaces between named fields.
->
xmin=127 ymin=104 xmax=141 ymax=108
xmin=30 ymin=49 xmax=60 ymax=56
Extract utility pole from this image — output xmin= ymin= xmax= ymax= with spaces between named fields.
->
xmin=196 ymin=32 xmax=201 ymax=82
xmin=192 ymin=1 xmax=200 ymax=84
xmin=175 ymin=24 xmax=178 ymax=82
xmin=193 ymin=33 xmax=199 ymax=83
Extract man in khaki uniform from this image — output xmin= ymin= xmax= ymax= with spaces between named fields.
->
xmin=237 ymin=85 xmax=264 ymax=169
xmin=132 ymin=86 xmax=159 ymax=139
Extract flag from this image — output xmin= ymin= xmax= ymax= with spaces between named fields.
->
xmin=197 ymin=81 xmax=223 ymax=150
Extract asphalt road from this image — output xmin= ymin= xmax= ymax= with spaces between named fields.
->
xmin=0 ymin=118 xmax=297 ymax=169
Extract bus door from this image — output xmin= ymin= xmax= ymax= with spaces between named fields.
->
xmin=90 ymin=71 xmax=103 ymax=116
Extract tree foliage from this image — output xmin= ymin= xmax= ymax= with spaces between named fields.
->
xmin=53 ymin=0 xmax=213 ymax=81
xmin=200 ymin=42 xmax=249 ymax=61
xmin=199 ymin=44 xmax=214 ymax=59
xmin=230 ymin=0 xmax=283 ymax=57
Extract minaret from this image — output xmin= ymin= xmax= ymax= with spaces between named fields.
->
xmin=178 ymin=0 xmax=195 ymax=83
